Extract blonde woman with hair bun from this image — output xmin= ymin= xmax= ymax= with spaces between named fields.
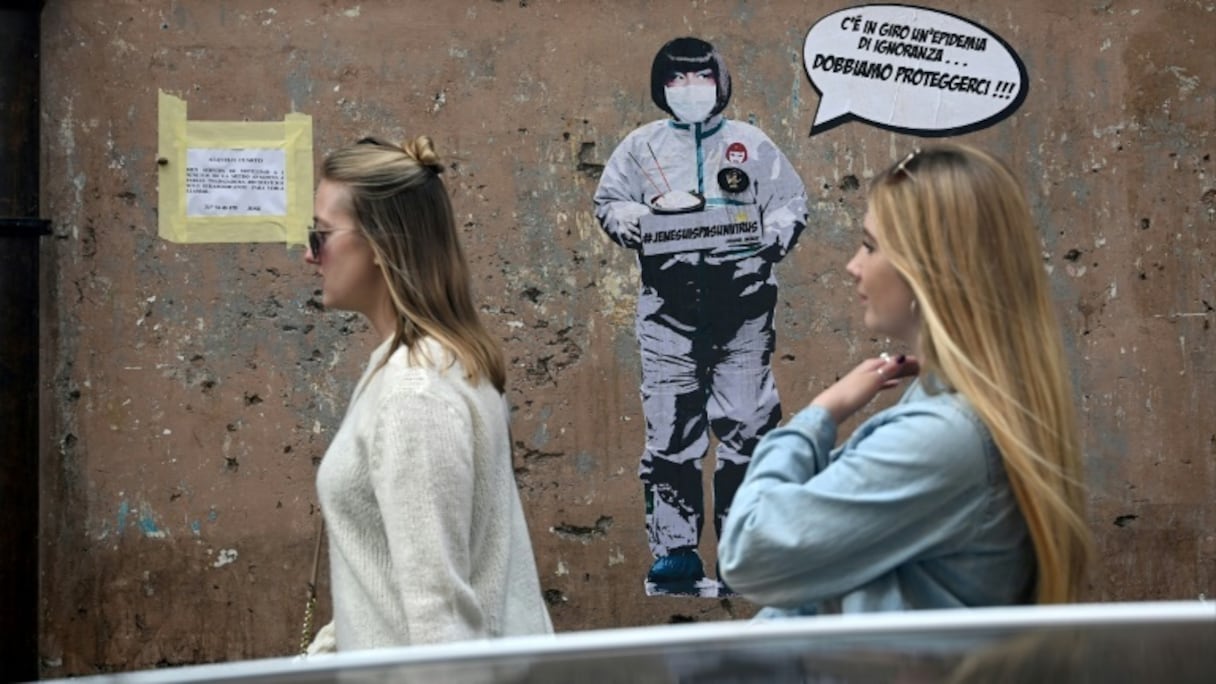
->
xmin=302 ymin=135 xmax=552 ymax=652
xmin=719 ymin=143 xmax=1091 ymax=615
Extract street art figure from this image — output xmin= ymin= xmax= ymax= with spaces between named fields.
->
xmin=594 ymin=37 xmax=808 ymax=596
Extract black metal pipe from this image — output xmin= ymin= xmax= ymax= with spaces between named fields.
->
xmin=0 ymin=4 xmax=49 ymax=682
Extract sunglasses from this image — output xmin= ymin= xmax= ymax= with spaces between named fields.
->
xmin=893 ymin=148 xmax=922 ymax=179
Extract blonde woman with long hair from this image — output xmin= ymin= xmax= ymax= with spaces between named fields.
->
xmin=719 ymin=143 xmax=1090 ymax=614
xmin=303 ymin=136 xmax=552 ymax=651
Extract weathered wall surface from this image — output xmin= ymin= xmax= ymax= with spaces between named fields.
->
xmin=35 ymin=0 xmax=1213 ymax=676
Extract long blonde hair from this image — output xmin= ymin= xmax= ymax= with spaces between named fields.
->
xmin=321 ymin=135 xmax=506 ymax=393
xmin=869 ymin=143 xmax=1091 ymax=603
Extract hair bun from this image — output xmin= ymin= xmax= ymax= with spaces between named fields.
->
xmin=402 ymin=135 xmax=444 ymax=174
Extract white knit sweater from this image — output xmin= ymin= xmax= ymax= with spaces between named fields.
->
xmin=314 ymin=337 xmax=553 ymax=650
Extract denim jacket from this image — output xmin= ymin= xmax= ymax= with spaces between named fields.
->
xmin=718 ymin=377 xmax=1034 ymax=616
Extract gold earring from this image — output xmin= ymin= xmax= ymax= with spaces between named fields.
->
xmin=910 ymin=299 xmax=918 ymax=313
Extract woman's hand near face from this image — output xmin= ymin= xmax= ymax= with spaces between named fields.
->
xmin=811 ymin=354 xmax=920 ymax=425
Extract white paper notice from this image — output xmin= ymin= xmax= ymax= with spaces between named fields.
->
xmin=185 ymin=148 xmax=287 ymax=217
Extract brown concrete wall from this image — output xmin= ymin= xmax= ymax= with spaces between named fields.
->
xmin=35 ymin=0 xmax=1213 ymax=676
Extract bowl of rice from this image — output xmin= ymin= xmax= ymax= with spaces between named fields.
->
xmin=649 ymin=190 xmax=705 ymax=215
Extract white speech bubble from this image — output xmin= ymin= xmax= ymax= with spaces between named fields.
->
xmin=804 ymin=5 xmax=1027 ymax=136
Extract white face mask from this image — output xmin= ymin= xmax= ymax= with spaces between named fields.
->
xmin=664 ymin=84 xmax=717 ymax=123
